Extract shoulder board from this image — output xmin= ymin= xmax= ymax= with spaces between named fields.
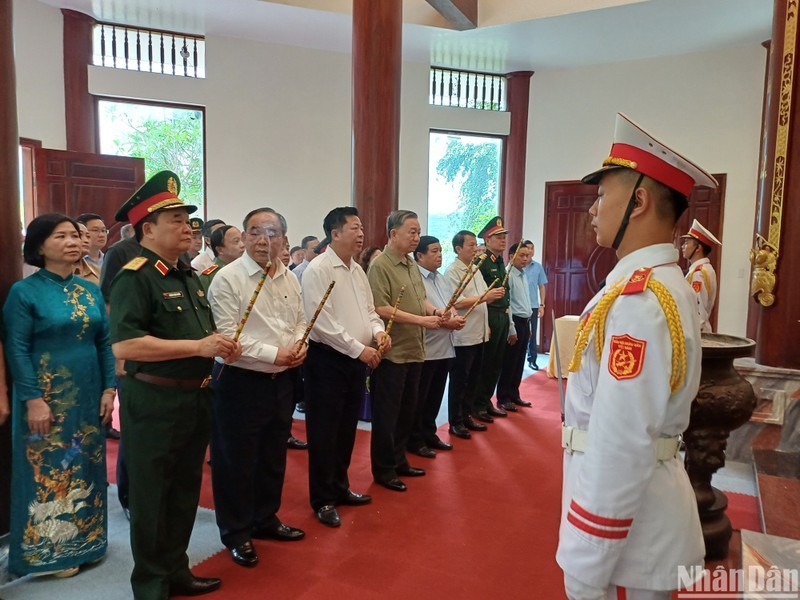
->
xmin=620 ymin=267 xmax=653 ymax=295
xmin=122 ymin=257 xmax=148 ymax=271
xmin=201 ymin=264 xmax=219 ymax=276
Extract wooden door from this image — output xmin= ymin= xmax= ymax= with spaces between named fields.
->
xmin=540 ymin=174 xmax=726 ymax=351
xmin=540 ymin=181 xmax=616 ymax=353
xmin=33 ymin=148 xmax=145 ymax=243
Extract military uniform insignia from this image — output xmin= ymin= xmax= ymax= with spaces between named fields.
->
xmin=162 ymin=291 xmax=183 ymax=299
xmin=490 ymin=254 xmax=496 ymax=263
xmin=496 ymin=218 xmax=502 ymax=227
xmin=122 ymin=256 xmax=148 ymax=271
xmin=621 ymin=267 xmax=652 ymax=295
xmin=197 ymin=290 xmax=205 ymax=297
xmin=154 ymin=260 xmax=170 ymax=276
xmin=201 ymin=264 xmax=218 ymax=276
xmin=167 ymin=176 xmax=178 ymax=195
xmin=608 ymin=334 xmax=647 ymax=380
xmin=692 ymin=280 xmax=702 ymax=292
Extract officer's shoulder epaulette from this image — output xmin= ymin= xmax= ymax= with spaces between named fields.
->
xmin=122 ymin=256 xmax=148 ymax=271
xmin=620 ymin=267 xmax=653 ymax=295
xmin=201 ymin=264 xmax=219 ymax=276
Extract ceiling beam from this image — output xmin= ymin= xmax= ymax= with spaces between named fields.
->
xmin=425 ymin=0 xmax=477 ymax=30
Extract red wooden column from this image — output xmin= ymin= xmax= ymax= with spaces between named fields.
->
xmin=352 ymin=0 xmax=402 ymax=248
xmin=62 ymin=9 xmax=97 ymax=153
xmin=500 ymin=71 xmax=533 ymax=245
xmin=0 ymin=0 xmax=21 ymax=536
xmin=751 ymin=0 xmax=800 ymax=369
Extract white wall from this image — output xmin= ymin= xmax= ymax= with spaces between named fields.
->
xmin=524 ymin=45 xmax=766 ymax=336
xmin=13 ymin=0 xmax=763 ymax=335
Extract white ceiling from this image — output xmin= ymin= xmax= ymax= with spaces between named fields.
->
xmin=38 ymin=0 xmax=774 ymax=72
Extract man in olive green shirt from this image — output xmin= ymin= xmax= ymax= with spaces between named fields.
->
xmin=367 ymin=210 xmax=446 ymax=492
xmin=109 ymin=171 xmax=240 ymax=600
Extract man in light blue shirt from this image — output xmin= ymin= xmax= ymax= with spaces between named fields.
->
xmin=291 ymin=235 xmax=319 ymax=283
xmin=408 ymin=236 xmax=465 ymax=458
xmin=523 ymin=242 xmax=547 ymax=370
xmin=497 ymin=241 xmax=534 ymax=410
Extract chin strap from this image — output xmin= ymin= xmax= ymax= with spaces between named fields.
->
xmin=611 ymin=173 xmax=644 ymax=251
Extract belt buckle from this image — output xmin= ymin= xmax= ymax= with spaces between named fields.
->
xmin=200 ymin=375 xmax=212 ymax=389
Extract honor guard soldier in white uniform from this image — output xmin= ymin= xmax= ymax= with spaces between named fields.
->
xmin=680 ymin=219 xmax=721 ymax=333
xmin=556 ymin=114 xmax=717 ymax=600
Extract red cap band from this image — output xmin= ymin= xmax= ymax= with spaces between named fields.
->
xmin=609 ymin=143 xmax=695 ymax=196
xmin=127 ymin=192 xmax=181 ymax=226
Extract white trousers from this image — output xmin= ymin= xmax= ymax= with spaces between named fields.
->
xmin=565 ymin=573 xmax=672 ymax=600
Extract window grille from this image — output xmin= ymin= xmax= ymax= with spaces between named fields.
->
xmin=429 ymin=68 xmax=506 ymax=111
xmin=92 ymin=23 xmax=205 ymax=78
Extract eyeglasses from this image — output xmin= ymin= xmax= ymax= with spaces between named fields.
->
xmin=247 ymin=227 xmax=282 ymax=240
xmin=88 ymin=227 xmax=109 ymax=234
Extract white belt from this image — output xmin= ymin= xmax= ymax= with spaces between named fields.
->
xmin=561 ymin=426 xmax=681 ymax=461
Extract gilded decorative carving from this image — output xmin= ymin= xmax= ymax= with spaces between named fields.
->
xmin=751 ymin=0 xmax=798 ymax=307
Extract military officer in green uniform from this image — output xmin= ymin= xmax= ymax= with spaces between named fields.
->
xmin=109 ymin=171 xmax=241 ymax=600
xmin=472 ymin=216 xmax=511 ymax=422
xmin=197 ymin=224 xmax=245 ymax=291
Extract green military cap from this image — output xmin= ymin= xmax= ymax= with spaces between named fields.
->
xmin=477 ymin=216 xmax=508 ymax=239
xmin=190 ymin=217 xmax=204 ymax=233
xmin=115 ymin=170 xmax=197 ymax=226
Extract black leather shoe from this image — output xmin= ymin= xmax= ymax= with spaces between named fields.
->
xmin=252 ymin=522 xmax=305 ymax=542
xmin=287 ymin=436 xmax=308 ymax=450
xmin=512 ymin=398 xmax=532 ymax=407
xmin=396 ymin=465 xmax=425 ymax=477
xmin=498 ymin=402 xmax=518 ymax=412
xmin=408 ymin=446 xmax=436 ymax=459
xmin=169 ymin=575 xmax=222 ymax=596
xmin=375 ymin=478 xmax=407 ymax=492
xmin=472 ymin=411 xmax=494 ymax=424
xmin=105 ymin=426 xmax=121 ymax=440
xmin=230 ymin=541 xmax=258 ymax=567
xmin=487 ymin=405 xmax=507 ymax=418
xmin=463 ymin=416 xmax=487 ymax=431
xmin=339 ymin=490 xmax=372 ymax=506
xmin=528 ymin=360 xmax=539 ymax=371
xmin=428 ymin=438 xmax=453 ymax=451
xmin=316 ymin=505 xmax=341 ymax=528
xmin=448 ymin=424 xmax=471 ymax=439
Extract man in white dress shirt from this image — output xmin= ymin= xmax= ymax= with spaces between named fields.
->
xmin=207 ymin=207 xmax=307 ymax=568
xmin=444 ymin=231 xmax=504 ymax=439
xmin=301 ymin=207 xmax=390 ymax=528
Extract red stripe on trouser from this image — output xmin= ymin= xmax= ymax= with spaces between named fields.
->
xmin=616 ymin=586 xmax=627 ymax=600
xmin=570 ymin=500 xmax=633 ymax=527
xmin=567 ymin=512 xmax=628 ymax=539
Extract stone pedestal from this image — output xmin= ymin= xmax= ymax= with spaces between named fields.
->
xmin=684 ymin=334 xmax=757 ymax=560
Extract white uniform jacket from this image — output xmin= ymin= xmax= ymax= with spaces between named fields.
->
xmin=556 ymin=243 xmax=704 ymax=591
xmin=686 ymin=257 xmax=716 ymax=333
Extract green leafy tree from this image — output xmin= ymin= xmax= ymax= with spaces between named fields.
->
xmin=112 ymin=110 xmax=204 ymax=208
xmin=436 ymin=138 xmax=499 ymax=238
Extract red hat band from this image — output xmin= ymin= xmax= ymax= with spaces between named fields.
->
xmin=483 ymin=225 xmax=506 ymax=237
xmin=689 ymin=230 xmax=715 ymax=247
xmin=609 ymin=143 xmax=695 ymax=197
xmin=127 ymin=192 xmax=181 ymax=226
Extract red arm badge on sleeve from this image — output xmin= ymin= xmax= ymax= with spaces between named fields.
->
xmin=608 ymin=334 xmax=647 ymax=380
xmin=692 ymin=280 xmax=702 ymax=292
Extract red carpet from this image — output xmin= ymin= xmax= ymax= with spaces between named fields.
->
xmin=105 ymin=373 xmax=760 ymax=599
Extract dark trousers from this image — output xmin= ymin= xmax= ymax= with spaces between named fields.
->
xmin=209 ymin=363 xmax=294 ymax=549
xmin=528 ymin=313 xmax=540 ymax=362
xmin=370 ymin=359 xmax=422 ymax=481
xmin=305 ymin=342 xmax=367 ymax=511
xmin=498 ymin=315 xmax=532 ymax=403
xmin=474 ymin=307 xmax=510 ymax=411
xmin=120 ymin=376 xmax=211 ymax=600
xmin=115 ymin=375 xmax=129 ymax=511
xmin=408 ymin=358 xmax=452 ymax=450
xmin=448 ymin=343 xmax=484 ymax=425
